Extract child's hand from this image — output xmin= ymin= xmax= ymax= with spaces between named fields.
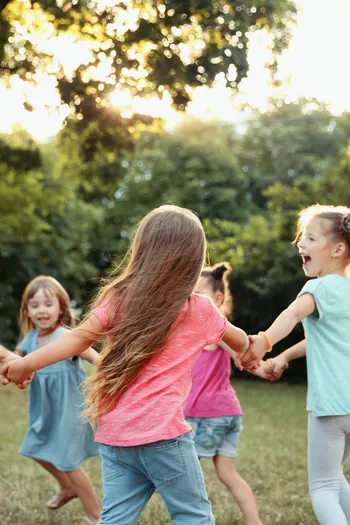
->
xmin=0 ymin=358 xmax=33 ymax=387
xmin=249 ymin=360 xmax=272 ymax=380
xmin=264 ymin=357 xmax=289 ymax=381
xmin=241 ymin=334 xmax=268 ymax=370
xmin=234 ymin=336 xmax=261 ymax=372
xmin=233 ymin=353 xmax=244 ymax=371
xmin=0 ymin=352 xmax=34 ymax=389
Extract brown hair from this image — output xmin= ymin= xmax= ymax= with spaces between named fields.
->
xmin=84 ymin=205 xmax=206 ymax=423
xmin=20 ymin=276 xmax=75 ymax=338
xmin=200 ymin=262 xmax=233 ymax=319
xmin=295 ymin=204 xmax=350 ymax=255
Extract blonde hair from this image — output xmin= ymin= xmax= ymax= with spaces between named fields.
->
xmin=295 ymin=204 xmax=350 ymax=276
xmin=20 ymin=276 xmax=75 ymax=338
xmin=200 ymin=262 xmax=233 ymax=319
xmin=295 ymin=204 xmax=350 ymax=250
xmin=84 ymin=205 xmax=206 ymax=423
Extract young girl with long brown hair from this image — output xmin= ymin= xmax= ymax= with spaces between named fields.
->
xmin=10 ymin=276 xmax=101 ymax=525
xmin=4 ymin=206 xmax=250 ymax=525
xmin=184 ymin=263 xmax=263 ymax=525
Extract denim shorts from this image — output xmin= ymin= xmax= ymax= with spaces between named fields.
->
xmin=185 ymin=415 xmax=243 ymax=458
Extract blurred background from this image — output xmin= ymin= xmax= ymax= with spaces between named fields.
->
xmin=1 ymin=0 xmax=349 ymax=380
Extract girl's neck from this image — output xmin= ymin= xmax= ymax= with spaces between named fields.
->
xmin=35 ymin=325 xmax=58 ymax=344
xmin=319 ymin=264 xmax=348 ymax=278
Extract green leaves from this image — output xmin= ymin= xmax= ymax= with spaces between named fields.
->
xmin=1 ymin=101 xmax=349 ymax=382
xmin=0 ymin=0 xmax=296 ymax=120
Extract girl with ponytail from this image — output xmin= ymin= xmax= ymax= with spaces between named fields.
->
xmin=184 ymin=262 xmax=264 ymax=525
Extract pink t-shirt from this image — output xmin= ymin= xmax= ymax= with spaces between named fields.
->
xmin=93 ymin=294 xmax=227 ymax=446
xmin=184 ymin=346 xmax=242 ymax=418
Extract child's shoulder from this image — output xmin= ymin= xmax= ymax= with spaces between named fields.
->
xmin=190 ymin=293 xmax=212 ymax=310
xmin=18 ymin=329 xmax=37 ymax=353
xmin=189 ymin=294 xmax=223 ymax=321
xmin=52 ymin=326 xmax=69 ymax=339
xmin=302 ymin=275 xmax=350 ymax=293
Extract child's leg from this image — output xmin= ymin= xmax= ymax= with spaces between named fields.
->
xmin=34 ymin=459 xmax=77 ymax=508
xmin=142 ymin=432 xmax=215 ymax=525
xmin=98 ymin=443 xmax=156 ymax=524
xmin=213 ymin=455 xmax=262 ymax=525
xmin=339 ymin=431 xmax=350 ymax=522
xmin=308 ymin=414 xmax=350 ymax=525
xmin=66 ymin=467 xmax=101 ymax=523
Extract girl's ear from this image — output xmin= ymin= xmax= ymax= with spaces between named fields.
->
xmin=332 ymin=241 xmax=346 ymax=258
xmin=214 ymin=291 xmax=224 ymax=307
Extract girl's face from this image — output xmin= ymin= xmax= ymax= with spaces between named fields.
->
xmin=27 ymin=287 xmax=62 ymax=333
xmin=196 ymin=276 xmax=224 ymax=308
xmin=297 ymin=217 xmax=343 ymax=277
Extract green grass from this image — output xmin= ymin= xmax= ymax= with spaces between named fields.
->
xmin=1 ymin=380 xmax=348 ymax=524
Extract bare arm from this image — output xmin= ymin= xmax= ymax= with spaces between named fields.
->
xmin=1 ymin=315 xmax=103 ymax=384
xmin=241 ymin=294 xmax=314 ymax=369
xmin=80 ymin=347 xmax=100 ymax=364
xmin=221 ymin=322 xmax=249 ymax=355
xmin=276 ymin=339 xmax=306 ymax=362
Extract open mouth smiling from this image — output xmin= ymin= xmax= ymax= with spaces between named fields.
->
xmin=301 ymin=255 xmax=311 ymax=265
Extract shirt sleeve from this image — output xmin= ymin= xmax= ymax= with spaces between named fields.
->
xmin=92 ymin=300 xmax=111 ymax=329
xmin=18 ymin=332 xmax=33 ymax=355
xmin=206 ymin=299 xmax=228 ymax=346
xmin=297 ymin=279 xmax=324 ymax=320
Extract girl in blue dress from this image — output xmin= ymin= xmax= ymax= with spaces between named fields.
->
xmin=16 ymin=276 xmax=101 ymax=525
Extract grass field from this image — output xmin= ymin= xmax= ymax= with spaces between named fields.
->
xmin=1 ymin=379 xmax=348 ymax=524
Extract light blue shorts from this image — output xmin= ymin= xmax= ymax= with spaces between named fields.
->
xmin=185 ymin=415 xmax=243 ymax=458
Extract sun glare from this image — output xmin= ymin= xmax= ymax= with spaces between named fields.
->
xmin=0 ymin=0 xmax=349 ymax=141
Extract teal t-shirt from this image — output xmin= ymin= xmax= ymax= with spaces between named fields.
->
xmin=298 ymin=274 xmax=350 ymax=417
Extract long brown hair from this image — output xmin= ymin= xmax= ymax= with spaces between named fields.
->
xmin=84 ymin=205 xmax=206 ymax=423
xmin=201 ymin=262 xmax=233 ymax=319
xmin=20 ymin=276 xmax=75 ymax=338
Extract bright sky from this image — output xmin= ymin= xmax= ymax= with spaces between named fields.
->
xmin=1 ymin=0 xmax=349 ymax=141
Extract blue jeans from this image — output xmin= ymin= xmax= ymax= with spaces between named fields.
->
xmin=98 ymin=432 xmax=215 ymax=524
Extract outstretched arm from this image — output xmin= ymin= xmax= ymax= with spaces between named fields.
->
xmin=241 ymin=293 xmax=314 ymax=369
xmin=80 ymin=347 xmax=100 ymax=364
xmin=1 ymin=315 xmax=103 ymax=385
xmin=221 ymin=322 xmax=249 ymax=355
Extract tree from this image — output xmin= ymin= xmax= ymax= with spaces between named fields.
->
xmin=0 ymin=0 xmax=296 ymax=122
xmin=112 ymin=118 xmax=248 ymax=220
xmin=238 ymin=100 xmax=350 ymax=209
xmin=0 ymin=129 xmax=101 ymax=346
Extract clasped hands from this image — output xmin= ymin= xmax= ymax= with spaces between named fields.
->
xmin=0 ymin=353 xmax=33 ymax=389
xmin=234 ymin=334 xmax=288 ymax=381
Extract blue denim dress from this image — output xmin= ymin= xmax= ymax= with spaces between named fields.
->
xmin=19 ymin=327 xmax=99 ymax=471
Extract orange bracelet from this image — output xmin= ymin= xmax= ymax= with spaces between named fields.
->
xmin=258 ymin=331 xmax=273 ymax=352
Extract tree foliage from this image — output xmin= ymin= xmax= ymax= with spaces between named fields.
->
xmin=1 ymin=98 xmax=350 ymax=383
xmin=1 ymin=0 xmax=296 ymax=120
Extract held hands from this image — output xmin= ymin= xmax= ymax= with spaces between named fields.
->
xmin=235 ymin=334 xmax=269 ymax=371
xmin=234 ymin=335 xmax=288 ymax=381
xmin=0 ymin=357 xmax=34 ymax=389
xmin=263 ymin=356 xmax=289 ymax=381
